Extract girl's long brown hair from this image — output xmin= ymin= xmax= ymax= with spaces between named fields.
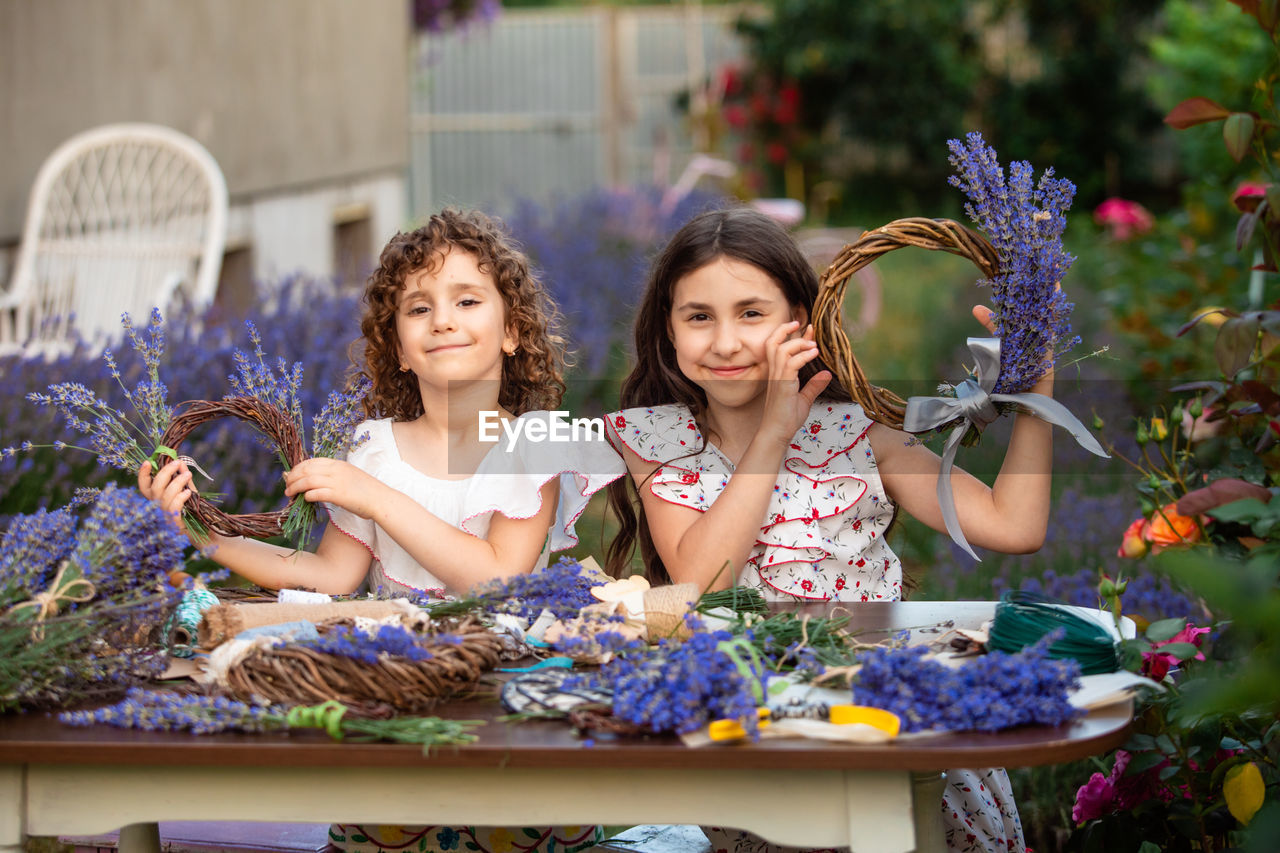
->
xmin=605 ymin=207 xmax=852 ymax=583
xmin=357 ymin=208 xmax=567 ymax=420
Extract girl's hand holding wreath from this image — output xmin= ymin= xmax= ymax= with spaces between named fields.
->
xmin=759 ymin=320 xmax=832 ymax=445
xmin=138 ymin=458 xmax=200 ymax=541
xmin=284 ymin=457 xmax=386 ymax=521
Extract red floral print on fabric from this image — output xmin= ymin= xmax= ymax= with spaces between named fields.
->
xmin=606 ymin=401 xmax=902 ymax=602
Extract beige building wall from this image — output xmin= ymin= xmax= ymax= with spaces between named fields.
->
xmin=0 ymin=0 xmax=409 ymax=287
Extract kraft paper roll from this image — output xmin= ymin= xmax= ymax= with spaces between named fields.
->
xmin=198 ymin=598 xmax=417 ymax=647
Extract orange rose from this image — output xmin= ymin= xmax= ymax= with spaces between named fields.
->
xmin=1117 ymin=517 xmax=1150 ymax=559
xmin=1145 ymin=503 xmax=1201 ymax=551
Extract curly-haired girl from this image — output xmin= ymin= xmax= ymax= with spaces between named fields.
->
xmin=141 ymin=208 xmax=624 ymax=600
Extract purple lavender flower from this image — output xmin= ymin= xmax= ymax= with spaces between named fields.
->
xmin=0 ymin=504 xmax=78 ymax=595
xmin=299 ymin=623 xmax=437 ymax=665
xmin=71 ymin=483 xmax=187 ymax=599
xmin=60 ymin=688 xmax=284 ymax=734
xmin=851 ymin=634 xmax=1081 ymax=733
xmin=947 ymin=132 xmax=1079 ymax=393
xmin=466 ymin=556 xmax=599 ymax=620
xmin=569 ymin=626 xmax=769 ymax=736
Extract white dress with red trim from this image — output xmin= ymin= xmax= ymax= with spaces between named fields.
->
xmin=606 ymin=401 xmax=902 ymax=602
xmin=325 ymin=414 xmax=626 ymax=597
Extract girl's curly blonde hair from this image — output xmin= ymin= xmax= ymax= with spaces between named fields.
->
xmin=357 ymin=208 xmax=567 ymax=420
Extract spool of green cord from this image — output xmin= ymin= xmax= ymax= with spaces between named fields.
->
xmin=988 ymin=590 xmax=1121 ymax=675
xmin=165 ymin=587 xmax=220 ymax=658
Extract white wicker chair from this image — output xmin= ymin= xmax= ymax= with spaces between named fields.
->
xmin=0 ymin=123 xmax=228 ymax=355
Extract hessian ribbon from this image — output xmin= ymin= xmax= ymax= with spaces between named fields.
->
xmin=902 ymin=337 xmax=1109 ymax=561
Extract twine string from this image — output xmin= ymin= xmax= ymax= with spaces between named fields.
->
xmin=5 ymin=560 xmax=97 ymax=640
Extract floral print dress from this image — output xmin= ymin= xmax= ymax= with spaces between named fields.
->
xmin=606 ymin=401 xmax=901 ymax=602
xmin=608 ymin=401 xmax=1027 ymax=853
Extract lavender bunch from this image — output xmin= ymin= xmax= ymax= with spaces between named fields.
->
xmin=947 ymin=132 xmax=1080 ymax=393
xmin=851 ymin=634 xmax=1082 ymax=734
xmin=228 ymin=321 xmax=370 ymax=547
xmin=23 ymin=308 xmax=173 ymax=472
xmin=0 ymin=485 xmax=188 ymax=711
xmin=439 ymin=557 xmax=600 ymax=620
xmin=571 ymin=625 xmax=768 ymax=736
xmin=61 ymin=688 xmax=482 ymax=749
xmin=297 ymin=623 xmax=437 ymax=665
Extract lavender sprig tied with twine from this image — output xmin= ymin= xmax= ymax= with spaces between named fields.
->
xmin=0 ymin=485 xmax=187 ymax=711
xmin=947 ymin=131 xmax=1080 ymax=393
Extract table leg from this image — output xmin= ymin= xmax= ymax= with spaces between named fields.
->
xmin=909 ymin=772 xmax=946 ymax=853
xmin=0 ymin=765 xmax=24 ymax=853
xmin=118 ymin=822 xmax=162 ymax=853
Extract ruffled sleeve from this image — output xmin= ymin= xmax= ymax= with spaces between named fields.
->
xmin=605 ymin=404 xmax=730 ymax=512
xmin=751 ymin=401 xmax=900 ymax=602
xmin=460 ymin=410 xmax=626 ymax=552
xmin=323 ymin=418 xmax=387 ymax=558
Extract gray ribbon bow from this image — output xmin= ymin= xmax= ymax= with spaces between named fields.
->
xmin=903 ymin=337 xmax=1109 ymax=561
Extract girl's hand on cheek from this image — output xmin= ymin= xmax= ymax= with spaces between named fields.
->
xmin=759 ymin=321 xmax=831 ymax=443
xmin=285 ymin=458 xmax=386 ymax=520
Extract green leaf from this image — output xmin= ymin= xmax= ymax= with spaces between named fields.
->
xmin=1146 ymin=617 xmax=1189 ymax=643
xmin=1164 ymin=96 xmax=1231 ymax=129
xmin=1158 ymin=763 xmax=1183 ymax=781
xmin=1137 ymin=843 xmax=1162 ymax=853
xmin=1206 ymin=498 xmax=1275 ymax=524
xmin=1158 ymin=642 xmax=1201 ymax=661
xmin=1128 ymin=732 xmax=1158 ymax=750
xmin=1224 ymin=113 xmax=1258 ymax=162
xmin=1238 ymin=210 xmax=1260 ymax=251
xmin=1126 ymin=749 xmax=1169 ymax=775
xmin=1260 ymin=0 xmax=1280 ymax=32
xmin=1216 ymin=316 xmax=1261 ymax=376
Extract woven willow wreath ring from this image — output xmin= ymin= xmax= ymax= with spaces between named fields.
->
xmin=158 ymin=397 xmax=307 ymax=538
xmin=812 ymin=217 xmax=1001 ymax=431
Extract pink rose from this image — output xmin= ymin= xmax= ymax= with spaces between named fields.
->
xmin=1093 ymin=197 xmax=1155 ymax=240
xmin=1141 ymin=623 xmax=1210 ymax=680
xmin=1072 ymin=771 xmax=1116 ymax=823
xmin=1232 ymin=182 xmax=1268 ymax=213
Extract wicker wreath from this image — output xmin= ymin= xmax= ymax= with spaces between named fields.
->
xmin=157 ymin=397 xmax=307 ymax=538
xmin=813 ymin=217 xmax=1000 ymax=430
xmin=222 ymin=615 xmax=505 ymax=714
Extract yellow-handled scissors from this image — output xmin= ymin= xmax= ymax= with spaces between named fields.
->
xmin=707 ymin=707 xmax=771 ymax=742
xmin=709 ymin=704 xmax=901 ymax=742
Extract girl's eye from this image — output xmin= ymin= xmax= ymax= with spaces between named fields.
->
xmin=407 ymin=304 xmax=430 ymax=316
xmin=688 ymin=312 xmax=710 ymax=323
xmin=458 ymin=298 xmax=479 ymax=308
xmin=742 ymin=309 xmax=763 ymax=319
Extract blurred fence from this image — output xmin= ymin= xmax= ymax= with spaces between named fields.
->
xmin=410 ymin=4 xmax=746 ymax=217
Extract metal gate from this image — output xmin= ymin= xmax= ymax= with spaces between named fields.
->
xmin=409 ymin=4 xmax=747 ymax=216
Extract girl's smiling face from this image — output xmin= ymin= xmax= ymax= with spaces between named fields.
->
xmin=396 ymin=248 xmax=516 ymax=390
xmin=669 ymin=256 xmax=806 ymax=409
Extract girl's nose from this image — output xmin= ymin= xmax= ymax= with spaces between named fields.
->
xmin=431 ymin=306 xmax=456 ymax=332
xmin=710 ymin=322 xmax=742 ymax=356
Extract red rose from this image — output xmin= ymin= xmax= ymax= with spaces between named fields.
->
xmin=613 ymin=415 xmax=625 ymax=428
xmin=801 ymin=579 xmax=813 ymax=591
xmin=808 ymin=423 xmax=821 ymax=434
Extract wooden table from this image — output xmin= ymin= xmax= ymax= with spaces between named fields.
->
xmin=0 ymin=601 xmax=1132 ymax=853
